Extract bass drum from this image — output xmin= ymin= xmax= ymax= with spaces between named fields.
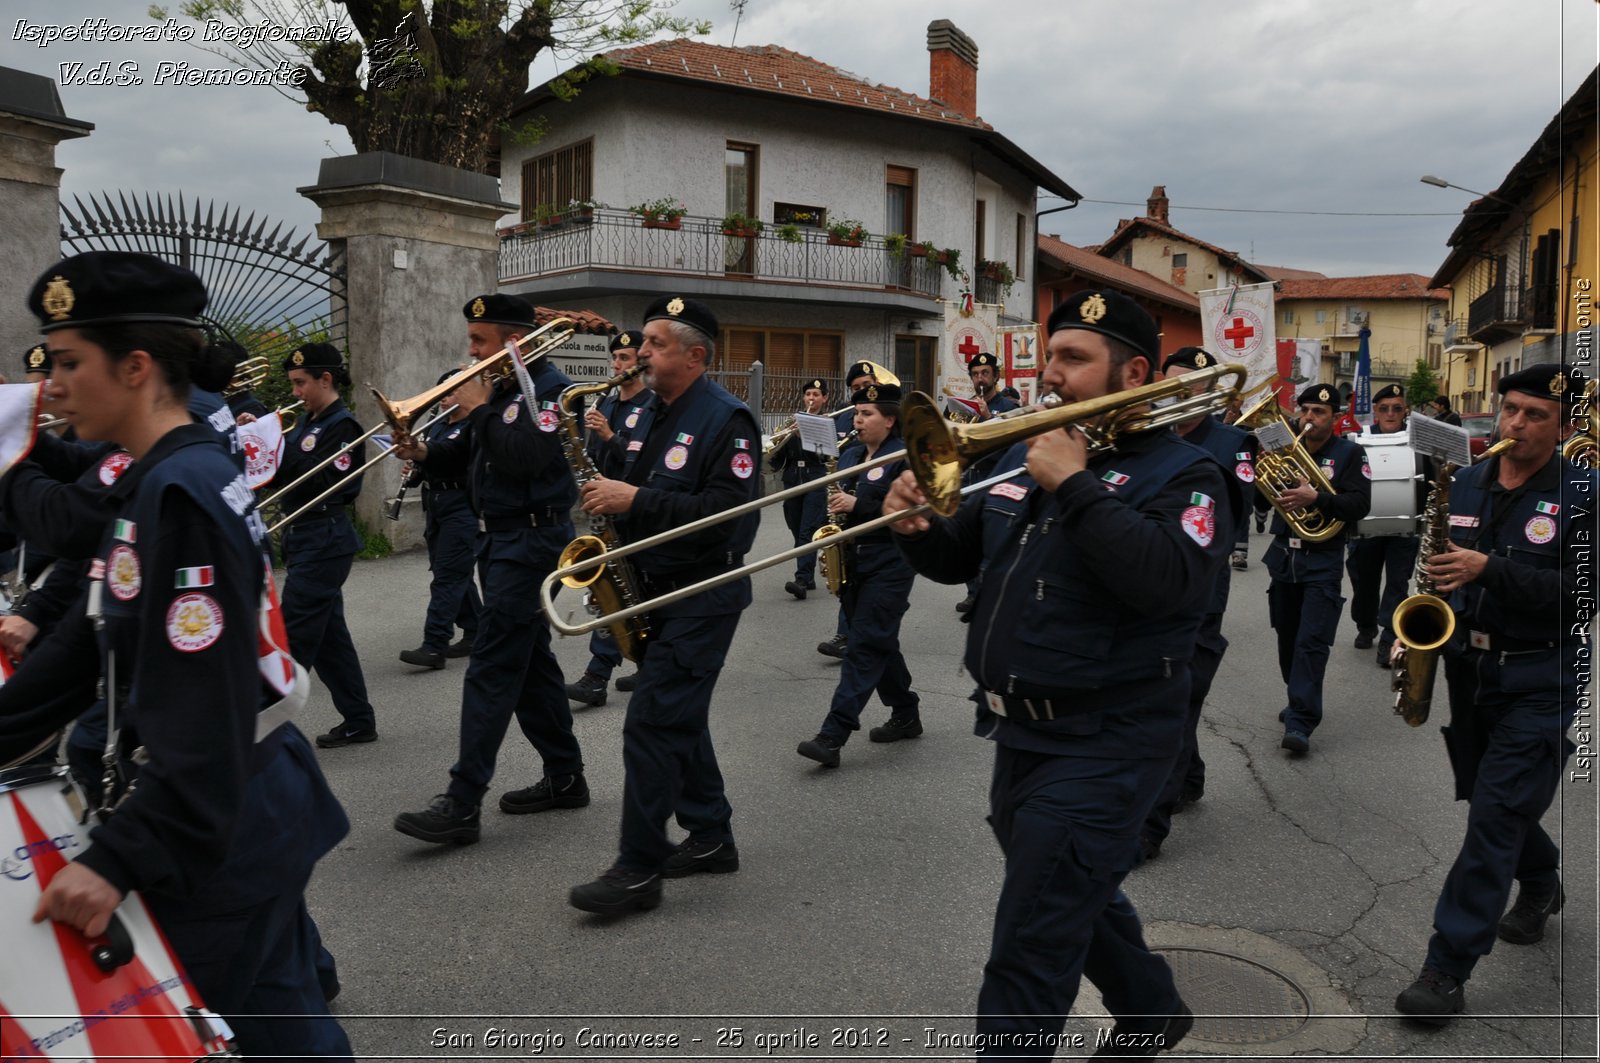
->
xmin=1355 ymin=432 xmax=1421 ymax=538
xmin=0 ymin=761 xmax=237 ymax=1061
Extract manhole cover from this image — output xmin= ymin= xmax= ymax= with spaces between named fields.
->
xmin=1154 ymin=946 xmax=1311 ymax=1045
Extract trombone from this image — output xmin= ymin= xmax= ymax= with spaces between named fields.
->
xmin=258 ymin=319 xmax=575 ymax=511
xmin=540 ymin=362 xmax=1246 ymax=636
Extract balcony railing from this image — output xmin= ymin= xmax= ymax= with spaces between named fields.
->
xmin=499 ymin=209 xmax=948 ymax=300
xmin=1467 ymin=284 xmax=1524 ymax=344
xmin=1442 ymin=316 xmax=1474 ymax=349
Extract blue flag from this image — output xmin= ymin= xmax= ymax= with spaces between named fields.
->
xmin=1353 ymin=327 xmax=1373 ymax=428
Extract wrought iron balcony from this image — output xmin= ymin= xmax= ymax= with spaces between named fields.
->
xmin=499 ymin=209 xmax=949 ymax=301
xmin=1467 ymin=284 xmax=1524 ymax=345
xmin=1442 ymin=316 xmax=1475 ymax=350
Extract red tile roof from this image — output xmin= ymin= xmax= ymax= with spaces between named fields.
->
xmin=1096 ymin=216 xmax=1272 ymax=283
xmin=1275 ymin=275 xmax=1448 ymax=302
xmin=534 ymin=306 xmax=616 ymax=335
xmin=1254 ymin=263 xmax=1328 ymax=281
xmin=604 ymin=39 xmax=991 ymax=130
xmin=1037 ymin=234 xmax=1199 ymax=311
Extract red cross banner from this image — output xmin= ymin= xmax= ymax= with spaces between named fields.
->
xmin=237 ymin=409 xmax=287 ymax=489
xmin=1198 ymin=282 xmax=1278 ymax=393
xmin=0 ymin=382 xmax=42 ymax=481
xmin=939 ymin=298 xmax=998 ymax=406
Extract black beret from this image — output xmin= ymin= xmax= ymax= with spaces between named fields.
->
xmin=463 ymin=293 xmax=535 ymax=329
xmin=283 ymin=341 xmax=344 ymax=374
xmin=851 ymin=382 xmax=902 ymax=405
xmin=609 ymin=330 xmax=640 ymax=353
xmin=23 ymin=344 xmax=50 ymax=375
xmin=1297 ymin=383 xmax=1341 ymax=412
xmin=1498 ymin=363 xmax=1586 ymax=412
xmin=28 ymin=251 xmax=206 ymax=333
xmin=804 ymin=378 xmax=828 ymax=394
xmin=643 ymin=294 xmax=718 ymax=340
xmin=1373 ymin=383 xmax=1406 ymax=403
xmin=844 ymin=361 xmax=879 ymax=385
xmin=968 ymin=352 xmax=999 ymax=371
xmin=1161 ymin=346 xmax=1216 ymax=373
xmin=1046 ymin=290 xmax=1160 ymax=363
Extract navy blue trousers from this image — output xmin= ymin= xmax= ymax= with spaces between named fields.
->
xmin=1144 ymin=633 xmax=1225 ymax=844
xmin=617 ymin=611 xmax=740 ymax=873
xmin=782 ymin=482 xmax=827 ymax=583
xmin=420 ymin=491 xmax=481 ymax=653
xmin=446 ymin=525 xmax=583 ymax=806
xmin=1267 ymin=577 xmax=1343 ymax=736
xmin=1346 ymin=536 xmax=1419 ymax=652
xmin=1426 ymin=651 xmax=1570 ymax=981
xmin=820 ymin=546 xmax=917 ymax=743
xmin=977 ymin=724 xmax=1187 ymax=1058
xmin=281 ymin=517 xmax=374 ymax=733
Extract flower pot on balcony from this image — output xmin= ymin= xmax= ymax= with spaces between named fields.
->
xmin=571 ymin=209 xmax=595 ymax=225
xmin=722 ymin=227 xmax=759 ymax=238
xmin=828 ymin=235 xmax=863 ymax=247
xmin=907 ymin=245 xmax=929 ymax=258
xmin=641 ymin=216 xmax=682 ymax=230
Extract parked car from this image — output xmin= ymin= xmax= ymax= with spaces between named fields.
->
xmin=1461 ymin=412 xmax=1496 ymax=457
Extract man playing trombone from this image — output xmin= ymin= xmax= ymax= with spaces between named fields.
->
xmin=881 ymin=290 xmax=1235 ymax=1058
xmin=392 ymin=294 xmax=589 ymax=846
xmin=567 ymin=295 xmax=759 ymax=916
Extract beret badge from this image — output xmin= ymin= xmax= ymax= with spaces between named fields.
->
xmin=470 ymin=297 xmax=487 ymax=319
xmin=291 ymin=350 xmax=305 ymax=366
xmin=1194 ymin=352 xmax=1210 ymax=368
xmin=866 ymin=385 xmax=879 ymax=401
xmin=618 ymin=333 xmax=631 ymax=348
xmin=1318 ymin=386 xmax=1331 ymax=402
xmin=1080 ymin=293 xmax=1108 ymax=324
xmin=41 ymin=276 xmax=75 ymax=322
xmin=27 ymin=346 xmax=47 ymax=369
xmin=666 ymin=297 xmax=685 ymax=316
xmin=1551 ymin=372 xmax=1567 ymax=396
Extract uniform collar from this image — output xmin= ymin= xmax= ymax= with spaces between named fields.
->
xmin=309 ymin=397 xmax=347 ymax=424
xmin=1485 ymin=450 xmax=1561 ymax=494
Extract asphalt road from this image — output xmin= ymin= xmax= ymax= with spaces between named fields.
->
xmin=306 ymin=511 xmax=1597 ymax=1061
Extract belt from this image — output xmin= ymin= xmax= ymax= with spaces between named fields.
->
xmin=640 ymin=556 xmax=744 ymax=596
xmin=983 ymin=689 xmax=1069 ymax=721
xmin=425 ymin=480 xmax=466 ymax=492
xmin=478 ymin=510 xmax=562 ymax=533
xmin=289 ymin=504 xmax=344 ymax=521
xmin=981 ymin=671 xmax=1180 ymax=721
xmin=1466 ymin=630 xmax=1558 ymax=654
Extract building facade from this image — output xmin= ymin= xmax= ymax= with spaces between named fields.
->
xmin=1275 ymin=275 xmax=1448 ymax=404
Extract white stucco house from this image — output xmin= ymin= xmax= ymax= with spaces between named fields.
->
xmin=494 ymin=21 xmax=1078 ymax=397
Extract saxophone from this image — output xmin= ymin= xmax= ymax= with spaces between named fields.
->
xmin=811 ymin=430 xmax=858 ymax=596
xmin=554 ymin=365 xmax=650 ymax=662
xmin=1390 ymin=436 xmax=1517 ymax=725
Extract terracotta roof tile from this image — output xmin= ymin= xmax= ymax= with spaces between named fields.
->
xmin=1097 ymin=216 xmax=1270 ymax=281
xmin=1037 ymin=234 xmax=1199 ymax=311
xmin=604 ymin=39 xmax=991 ymax=130
xmin=1275 ymin=275 xmax=1449 ymax=301
xmin=1253 ymin=263 xmax=1328 ymax=281
xmin=534 ymin=306 xmax=616 ymax=335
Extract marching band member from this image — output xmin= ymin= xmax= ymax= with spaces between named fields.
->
xmin=17 ymin=250 xmax=351 ymax=1056
xmin=247 ymin=342 xmax=377 ymax=748
xmin=398 ymin=371 xmax=481 ymax=670
xmin=392 ymin=294 xmax=588 ymax=846
xmin=566 ymin=330 xmax=652 ymax=704
xmin=1395 ymin=365 xmax=1591 ymax=1025
xmin=568 ymin=295 xmax=758 ymax=915
xmin=955 ymin=351 xmax=1020 ymax=615
xmin=1346 ymin=383 xmax=1423 ymax=666
xmin=1265 ymin=384 xmax=1371 ymax=755
xmin=796 ymin=381 xmax=921 ymax=768
xmin=882 ymin=290 xmax=1231 ymax=1057
xmin=769 ymin=377 xmax=830 ymax=602
xmin=1139 ymin=346 xmax=1251 ymax=861
xmin=816 ymin=361 xmax=883 ymax=660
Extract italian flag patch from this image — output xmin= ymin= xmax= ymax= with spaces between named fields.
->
xmin=1190 ymin=492 xmax=1215 ymax=509
xmin=734 ymin=437 xmax=751 ymax=449
xmin=175 ymin=566 xmax=215 ymax=589
xmin=676 ymin=432 xmax=695 ymax=445
xmin=113 ymin=519 xmax=136 ymax=543
xmin=1536 ymin=501 xmax=1560 ymax=516
xmin=1102 ymin=471 xmax=1130 ymax=486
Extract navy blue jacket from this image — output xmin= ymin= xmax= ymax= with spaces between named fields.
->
xmin=277 ymin=398 xmax=364 ymax=514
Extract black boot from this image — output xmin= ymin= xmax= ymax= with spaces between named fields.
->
xmin=565 ymin=671 xmax=608 ymax=706
xmin=1395 ymin=967 xmax=1465 ymax=1025
xmin=1498 ymin=882 xmax=1563 ymax=944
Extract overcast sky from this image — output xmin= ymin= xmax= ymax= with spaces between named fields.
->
xmin=7 ymin=0 xmax=1598 ymax=280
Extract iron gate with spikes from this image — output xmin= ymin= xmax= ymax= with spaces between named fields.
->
xmin=58 ymin=191 xmax=346 ymax=368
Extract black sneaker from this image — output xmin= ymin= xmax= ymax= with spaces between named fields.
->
xmin=868 ymin=717 xmax=923 ymax=743
xmin=816 ymin=634 xmax=847 ymax=659
xmin=446 ymin=637 xmax=474 ymax=658
xmin=1395 ymin=967 xmax=1465 ymax=1025
xmin=1254 ymin=512 xmax=1267 ymax=533
xmin=954 ymin=594 xmax=976 ymax=614
xmin=394 ymin=794 xmax=480 ymax=845
xmin=565 ymin=671 xmax=608 ymax=707
xmin=797 ymin=734 xmax=842 ymax=768
xmin=399 ymin=646 xmax=446 ymax=670
xmin=1281 ymin=730 xmax=1310 ymax=755
xmin=1498 ymin=882 xmax=1563 ymax=944
xmin=662 ymin=838 xmax=740 ymax=878
xmin=784 ymin=580 xmax=808 ymax=601
xmin=315 ymin=725 xmax=377 ymax=749
xmin=569 ymin=867 xmax=662 ymax=914
xmin=499 ymin=773 xmax=590 ymax=814
xmin=1174 ymin=785 xmax=1203 ymax=814
xmin=1091 ymin=999 xmax=1193 ymax=1056
xmin=1354 ymin=628 xmax=1377 ymax=649
xmin=615 ymin=671 xmax=638 ymax=692
xmin=1230 ymin=550 xmax=1248 ymax=571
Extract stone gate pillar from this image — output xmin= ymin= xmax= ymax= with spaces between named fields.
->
xmin=300 ymin=152 xmax=512 ymax=550
xmin=0 ymin=68 xmax=92 ymax=356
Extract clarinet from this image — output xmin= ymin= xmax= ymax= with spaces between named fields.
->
xmin=385 ymin=460 xmax=425 ymax=521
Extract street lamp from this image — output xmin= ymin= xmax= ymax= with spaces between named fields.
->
xmin=1419 ymin=175 xmax=1519 ymax=209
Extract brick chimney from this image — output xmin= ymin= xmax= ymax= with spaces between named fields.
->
xmin=1147 ymin=185 xmax=1169 ymax=224
xmin=927 ymin=20 xmax=978 ymax=118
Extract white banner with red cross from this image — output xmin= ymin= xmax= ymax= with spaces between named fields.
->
xmin=1199 ymin=282 xmax=1278 ymax=394
xmin=939 ymin=299 xmax=998 ymax=407
xmin=236 ymin=411 xmax=286 ymax=489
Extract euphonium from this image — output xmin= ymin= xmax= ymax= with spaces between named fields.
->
xmin=1234 ymin=391 xmax=1343 ymax=542
xmin=1390 ymin=436 xmax=1518 ymax=726
xmin=811 ymin=430 xmax=859 ymax=596
xmin=554 ymin=366 xmax=651 ymax=662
